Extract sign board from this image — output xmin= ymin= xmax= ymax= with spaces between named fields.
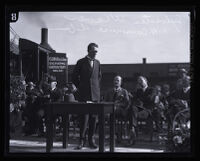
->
xmin=48 ymin=53 xmax=68 ymax=87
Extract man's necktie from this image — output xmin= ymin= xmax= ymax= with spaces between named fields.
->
xmin=90 ymin=60 xmax=94 ymax=68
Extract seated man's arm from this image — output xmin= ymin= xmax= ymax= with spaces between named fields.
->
xmin=115 ymin=89 xmax=130 ymax=110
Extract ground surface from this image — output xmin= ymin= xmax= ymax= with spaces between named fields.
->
xmin=9 ymin=130 xmax=167 ymax=153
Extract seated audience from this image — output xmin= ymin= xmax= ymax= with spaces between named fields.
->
xmin=104 ymin=75 xmax=136 ymax=145
xmin=176 ymin=68 xmax=190 ymax=90
xmin=36 ymin=77 xmax=63 ymax=136
xmin=159 ymin=84 xmax=172 ymax=128
xmin=63 ymin=82 xmax=78 ymax=102
xmin=132 ymin=76 xmax=158 ymax=141
xmin=169 ymin=77 xmax=190 ymax=120
xmin=38 ymin=73 xmax=51 ymax=97
xmin=23 ymin=81 xmax=41 ymax=136
xmin=48 ymin=77 xmax=63 ymax=102
xmin=152 ymin=85 xmax=166 ymax=133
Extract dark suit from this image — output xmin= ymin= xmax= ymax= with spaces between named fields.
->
xmin=132 ymin=87 xmax=157 ymax=137
xmin=168 ymin=87 xmax=190 ymax=123
xmin=134 ymin=87 xmax=157 ymax=111
xmin=105 ymin=87 xmax=138 ymax=144
xmin=72 ymin=56 xmax=101 ymax=145
xmin=37 ymin=87 xmax=62 ymax=136
xmin=23 ymin=87 xmax=41 ymax=135
xmin=72 ymin=56 xmax=101 ymax=102
xmin=171 ymin=88 xmax=190 ymax=105
xmin=104 ymin=87 xmax=130 ymax=119
xmin=49 ymin=87 xmax=62 ymax=102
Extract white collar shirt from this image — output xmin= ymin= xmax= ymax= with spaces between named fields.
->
xmin=87 ymin=56 xmax=94 ymax=68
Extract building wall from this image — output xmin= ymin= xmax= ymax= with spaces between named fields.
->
xmin=68 ymin=62 xmax=190 ymax=95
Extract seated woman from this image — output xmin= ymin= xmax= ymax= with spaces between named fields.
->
xmin=104 ymin=75 xmax=136 ymax=145
xmin=132 ymin=76 xmax=158 ymax=141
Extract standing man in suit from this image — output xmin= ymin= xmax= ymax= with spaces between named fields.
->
xmin=72 ymin=43 xmax=101 ymax=149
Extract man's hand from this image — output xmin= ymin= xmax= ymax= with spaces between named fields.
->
xmin=44 ymin=94 xmax=50 ymax=98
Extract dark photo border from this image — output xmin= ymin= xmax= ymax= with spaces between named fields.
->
xmin=3 ymin=1 xmax=199 ymax=159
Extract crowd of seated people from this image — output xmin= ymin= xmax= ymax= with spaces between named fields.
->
xmin=22 ymin=74 xmax=63 ymax=136
xmin=20 ymin=68 xmax=190 ymax=149
xmin=102 ymin=68 xmax=190 ymax=144
xmin=104 ymin=75 xmax=136 ymax=145
xmin=131 ymin=76 xmax=159 ymax=141
xmin=22 ymin=81 xmax=42 ymax=136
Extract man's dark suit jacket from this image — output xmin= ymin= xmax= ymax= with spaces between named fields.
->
xmin=104 ymin=87 xmax=130 ymax=109
xmin=170 ymin=88 xmax=190 ymax=107
xmin=49 ymin=87 xmax=62 ymax=102
xmin=72 ymin=56 xmax=101 ymax=102
xmin=133 ymin=87 xmax=157 ymax=111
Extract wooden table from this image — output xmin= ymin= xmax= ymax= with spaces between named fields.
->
xmin=44 ymin=102 xmax=115 ymax=153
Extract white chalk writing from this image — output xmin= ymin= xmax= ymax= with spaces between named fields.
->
xmin=49 ymin=14 xmax=183 ymax=36
xmin=49 ymin=57 xmax=67 ymax=61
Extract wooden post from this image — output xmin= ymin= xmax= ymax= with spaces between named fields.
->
xmin=142 ymin=58 xmax=147 ymax=77
xmin=36 ymin=49 xmax=40 ymax=82
xmin=65 ymin=56 xmax=68 ymax=83
xmin=18 ymin=40 xmax=23 ymax=76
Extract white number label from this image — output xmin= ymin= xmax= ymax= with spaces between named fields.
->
xmin=11 ymin=13 xmax=17 ymax=21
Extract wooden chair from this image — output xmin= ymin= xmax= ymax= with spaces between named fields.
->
xmin=136 ymin=107 xmax=154 ymax=141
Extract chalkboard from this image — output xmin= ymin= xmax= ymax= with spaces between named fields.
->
xmin=48 ymin=53 xmax=68 ymax=87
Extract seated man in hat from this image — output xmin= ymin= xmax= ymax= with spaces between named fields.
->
xmin=23 ymin=81 xmax=41 ymax=135
xmin=37 ymin=77 xmax=63 ymax=136
xmin=47 ymin=77 xmax=63 ymax=133
xmin=48 ymin=77 xmax=63 ymax=102
xmin=38 ymin=76 xmax=62 ymax=102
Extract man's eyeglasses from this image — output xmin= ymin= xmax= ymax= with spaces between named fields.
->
xmin=90 ymin=50 xmax=97 ymax=53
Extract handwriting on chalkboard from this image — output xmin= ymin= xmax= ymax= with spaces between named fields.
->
xmin=49 ymin=14 xmax=184 ymax=36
